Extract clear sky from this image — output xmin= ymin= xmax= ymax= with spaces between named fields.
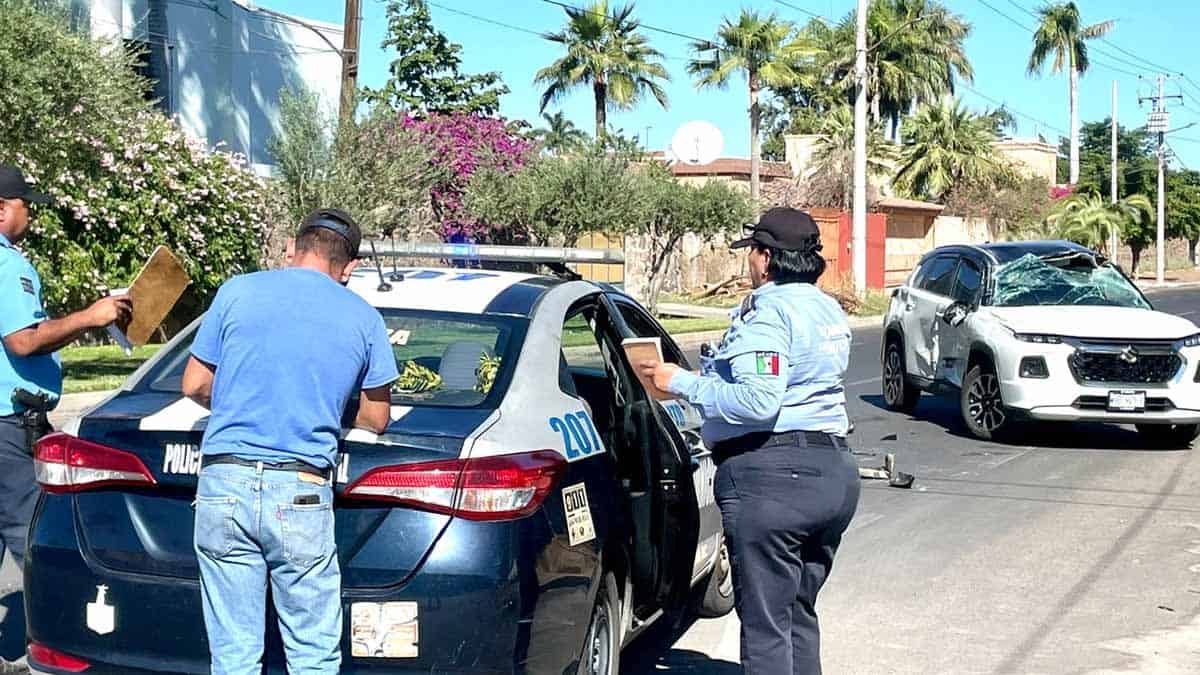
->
xmin=262 ymin=0 xmax=1200 ymax=171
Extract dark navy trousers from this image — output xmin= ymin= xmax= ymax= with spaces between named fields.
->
xmin=715 ymin=438 xmax=861 ymax=675
xmin=0 ymin=416 xmax=39 ymax=566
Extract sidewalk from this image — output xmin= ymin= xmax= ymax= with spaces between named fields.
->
xmin=1133 ymin=266 xmax=1200 ymax=289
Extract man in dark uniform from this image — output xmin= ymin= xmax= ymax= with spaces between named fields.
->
xmin=640 ymin=208 xmax=860 ymax=674
xmin=0 ymin=163 xmax=131 ymax=568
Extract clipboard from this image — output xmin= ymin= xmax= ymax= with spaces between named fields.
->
xmin=108 ymin=246 xmax=191 ymax=353
xmin=621 ymin=337 xmax=676 ymax=401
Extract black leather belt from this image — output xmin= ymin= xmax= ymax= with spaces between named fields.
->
xmin=201 ymin=454 xmax=331 ymax=479
xmin=711 ymin=430 xmax=848 ymax=462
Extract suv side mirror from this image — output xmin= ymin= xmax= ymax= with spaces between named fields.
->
xmin=941 ymin=301 xmax=971 ymax=327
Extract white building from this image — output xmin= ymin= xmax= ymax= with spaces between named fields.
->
xmin=81 ymin=0 xmax=343 ymax=175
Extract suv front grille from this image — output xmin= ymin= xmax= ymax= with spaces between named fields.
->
xmin=1068 ymin=351 xmax=1182 ymax=384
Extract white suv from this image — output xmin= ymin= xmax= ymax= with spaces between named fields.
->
xmin=881 ymin=241 xmax=1200 ymax=447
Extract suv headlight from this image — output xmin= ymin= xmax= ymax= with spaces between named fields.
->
xmin=1014 ymin=333 xmax=1063 ymax=344
xmin=1176 ymin=333 xmax=1200 ymax=349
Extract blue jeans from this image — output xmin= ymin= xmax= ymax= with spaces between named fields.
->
xmin=194 ymin=462 xmax=341 ymax=675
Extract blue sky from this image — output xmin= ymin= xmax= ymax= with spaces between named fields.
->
xmin=265 ymin=0 xmax=1200 ymax=170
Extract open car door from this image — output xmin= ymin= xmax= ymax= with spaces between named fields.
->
xmin=593 ymin=294 xmax=700 ymax=617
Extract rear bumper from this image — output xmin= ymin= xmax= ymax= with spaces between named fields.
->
xmin=25 ymin=495 xmax=599 ymax=674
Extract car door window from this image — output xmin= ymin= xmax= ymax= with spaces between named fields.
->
xmin=613 ymin=299 xmax=688 ymax=368
xmin=951 ymin=259 xmax=984 ymax=305
xmin=918 ymin=256 xmax=958 ymax=298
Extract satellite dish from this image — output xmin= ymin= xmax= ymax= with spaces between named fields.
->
xmin=670 ymin=120 xmax=724 ymax=166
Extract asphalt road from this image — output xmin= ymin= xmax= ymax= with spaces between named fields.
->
xmin=2 ymin=287 xmax=1197 ymax=673
xmin=623 ymin=286 xmax=1200 ymax=674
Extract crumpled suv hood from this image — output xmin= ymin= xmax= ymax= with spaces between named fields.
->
xmin=983 ymin=305 xmax=1199 ymax=340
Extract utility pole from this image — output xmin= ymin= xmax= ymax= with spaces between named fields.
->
xmin=852 ymin=0 xmax=868 ymax=295
xmin=340 ymin=0 xmax=362 ymax=123
xmin=1110 ymin=80 xmax=1118 ymax=264
xmin=1139 ymin=74 xmax=1182 ymax=285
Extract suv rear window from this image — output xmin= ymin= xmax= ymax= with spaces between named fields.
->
xmin=140 ymin=310 xmax=525 ymax=409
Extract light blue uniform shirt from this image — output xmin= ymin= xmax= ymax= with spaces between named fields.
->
xmin=0 ymin=232 xmax=61 ymax=416
xmin=190 ymin=268 xmax=399 ymax=469
xmin=668 ymin=282 xmax=851 ymax=447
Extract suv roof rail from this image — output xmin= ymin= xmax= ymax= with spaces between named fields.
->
xmin=358 ymin=241 xmax=624 ymax=265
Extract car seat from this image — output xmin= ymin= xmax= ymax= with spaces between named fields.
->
xmin=438 ymin=342 xmax=495 ymax=390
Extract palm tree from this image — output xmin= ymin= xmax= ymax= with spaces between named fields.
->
xmin=689 ymin=10 xmax=811 ymax=203
xmin=1027 ymin=2 xmax=1113 ymax=185
xmin=536 ymin=1 xmax=669 ymax=139
xmin=1045 ymin=192 xmax=1152 ymax=251
xmin=800 ymin=1 xmax=973 ymax=141
xmin=804 ymin=106 xmax=897 ymax=209
xmin=532 ymin=112 xmax=589 ymax=154
xmin=894 ymin=99 xmax=1011 ymax=203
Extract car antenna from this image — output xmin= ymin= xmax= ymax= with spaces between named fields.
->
xmin=387 ymin=228 xmax=404 ymax=282
xmin=368 ymin=240 xmax=392 ymax=292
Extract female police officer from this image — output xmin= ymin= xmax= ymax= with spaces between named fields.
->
xmin=638 ymin=207 xmax=860 ymax=675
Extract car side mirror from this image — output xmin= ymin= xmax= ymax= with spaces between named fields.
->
xmin=941 ymin=301 xmax=970 ymax=327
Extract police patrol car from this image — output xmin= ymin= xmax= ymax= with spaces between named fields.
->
xmin=24 ymin=244 xmax=732 ymax=674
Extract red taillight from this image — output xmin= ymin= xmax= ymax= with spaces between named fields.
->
xmin=34 ymin=433 xmax=157 ymax=494
xmin=29 ymin=641 xmax=90 ymax=671
xmin=344 ymin=450 xmax=567 ymax=521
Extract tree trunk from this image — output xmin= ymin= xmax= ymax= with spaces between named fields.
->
xmin=593 ymin=80 xmax=607 ymax=139
xmin=1189 ymin=236 xmax=1199 ymax=266
xmin=645 ymin=234 xmax=681 ymax=315
xmin=749 ymin=73 xmax=761 ymax=205
xmin=1069 ymin=64 xmax=1079 ymax=185
xmin=1130 ymin=242 xmax=1143 ymax=276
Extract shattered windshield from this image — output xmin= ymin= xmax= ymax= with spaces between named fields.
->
xmin=990 ymin=253 xmax=1151 ymax=309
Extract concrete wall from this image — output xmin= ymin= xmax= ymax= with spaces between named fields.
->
xmin=994 ymin=138 xmax=1058 ymax=184
xmin=86 ymin=0 xmax=343 ymax=175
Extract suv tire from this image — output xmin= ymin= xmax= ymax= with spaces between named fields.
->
xmin=1136 ymin=423 xmax=1200 ymax=449
xmin=882 ymin=338 xmax=921 ymax=414
xmin=961 ymin=362 xmax=1012 ymax=441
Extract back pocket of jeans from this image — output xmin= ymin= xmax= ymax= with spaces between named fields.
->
xmin=194 ymin=496 xmax=236 ymax=559
xmin=280 ymin=502 xmax=334 ymax=566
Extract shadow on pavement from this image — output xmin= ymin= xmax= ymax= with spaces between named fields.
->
xmin=858 ymin=394 xmax=1192 ymax=452
xmin=621 ymin=612 xmax=740 ymax=674
xmin=0 ymin=590 xmax=25 ymax=662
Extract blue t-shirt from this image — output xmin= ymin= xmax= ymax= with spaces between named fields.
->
xmin=190 ymin=268 xmax=399 ymax=468
xmin=0 ymin=233 xmax=62 ymax=416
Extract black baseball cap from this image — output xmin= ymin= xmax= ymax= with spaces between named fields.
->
xmin=731 ymin=207 xmax=822 ymax=252
xmin=297 ymin=208 xmax=362 ymax=259
xmin=0 ymin=164 xmax=51 ymax=204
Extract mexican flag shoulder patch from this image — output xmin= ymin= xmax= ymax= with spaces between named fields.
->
xmin=755 ymin=352 xmax=781 ymax=376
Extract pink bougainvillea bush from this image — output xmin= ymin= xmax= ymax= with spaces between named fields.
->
xmin=400 ymin=112 xmax=536 ymax=240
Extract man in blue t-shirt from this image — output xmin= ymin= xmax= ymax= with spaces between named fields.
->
xmin=0 ymin=164 xmax=131 ymax=571
xmin=182 ymin=208 xmax=398 ymax=675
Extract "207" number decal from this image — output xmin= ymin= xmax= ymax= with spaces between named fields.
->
xmin=549 ymin=410 xmax=604 ymax=460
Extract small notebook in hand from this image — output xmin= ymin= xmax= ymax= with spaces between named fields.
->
xmin=621 ymin=337 xmax=676 ymax=401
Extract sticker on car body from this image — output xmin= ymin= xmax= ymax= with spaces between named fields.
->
xmin=562 ymin=483 xmax=596 ymax=546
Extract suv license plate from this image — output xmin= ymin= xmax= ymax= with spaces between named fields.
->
xmin=1107 ymin=390 xmax=1146 ymax=412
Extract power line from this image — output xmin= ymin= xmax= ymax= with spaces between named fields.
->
xmin=771 ymin=0 xmax=832 ymax=24
xmin=428 ymin=2 xmax=545 ymax=38
xmin=539 ymin=0 xmax=709 ymax=46
xmin=972 ymin=0 xmax=1144 ymax=78
xmin=957 ymin=81 xmax=1067 ymax=136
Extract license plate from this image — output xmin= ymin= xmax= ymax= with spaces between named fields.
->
xmin=1107 ymin=390 xmax=1146 ymax=412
